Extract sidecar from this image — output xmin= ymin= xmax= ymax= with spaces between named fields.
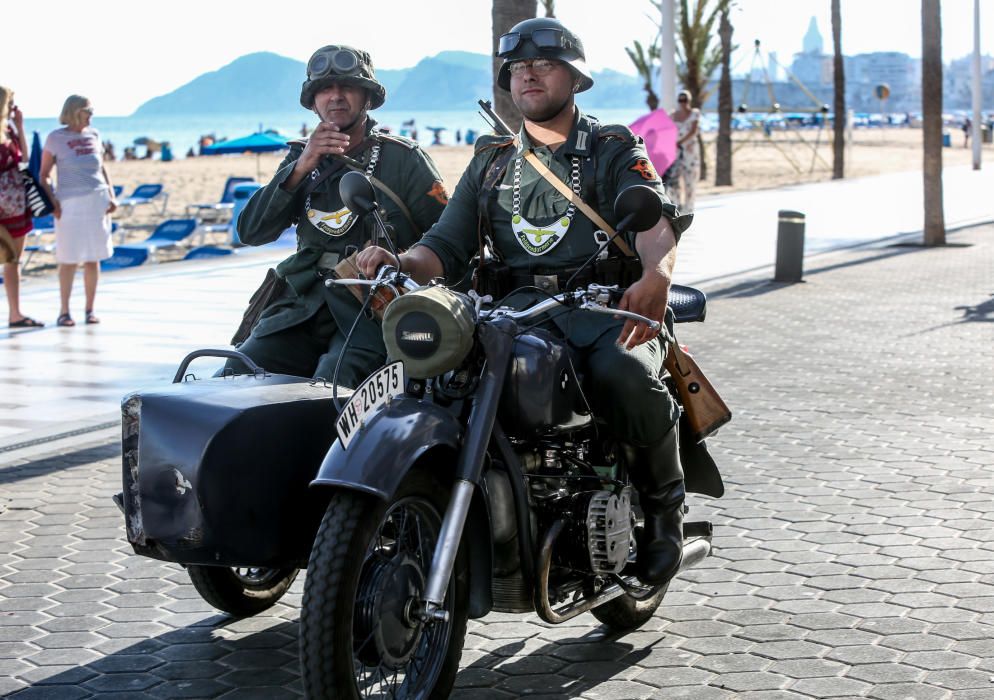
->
xmin=119 ymin=349 xmax=345 ymax=615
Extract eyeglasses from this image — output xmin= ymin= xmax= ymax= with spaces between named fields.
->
xmin=308 ymin=48 xmax=361 ymax=79
xmin=507 ymin=59 xmax=562 ymax=77
xmin=80 ymin=107 xmax=95 ymax=114
xmin=498 ymin=28 xmax=573 ymax=57
xmin=677 ymin=97 xmax=689 ymax=103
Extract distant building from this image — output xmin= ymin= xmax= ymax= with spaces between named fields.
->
xmin=790 ymin=17 xmax=832 ymax=90
xmin=802 ymin=17 xmax=824 ymax=55
xmin=946 ymin=54 xmax=994 ymax=110
xmin=847 ymin=52 xmax=920 ymax=111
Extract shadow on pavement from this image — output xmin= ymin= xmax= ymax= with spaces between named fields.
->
xmin=0 ymin=441 xmax=119 ymax=486
xmin=955 ymin=293 xmax=994 ymax=324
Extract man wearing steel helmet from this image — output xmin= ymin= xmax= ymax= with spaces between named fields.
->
xmin=231 ymin=45 xmax=448 ymax=387
xmin=358 ymin=18 xmax=698 ymax=586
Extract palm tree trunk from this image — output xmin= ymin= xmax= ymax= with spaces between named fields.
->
xmin=831 ymin=0 xmax=845 ymax=180
xmin=492 ymin=0 xmax=537 ymax=132
xmin=715 ymin=6 xmax=732 ymax=186
xmin=922 ymin=0 xmax=946 ymax=245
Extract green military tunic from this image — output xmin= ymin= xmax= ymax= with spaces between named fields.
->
xmin=233 ymin=119 xmax=447 ymax=387
xmin=416 ymin=109 xmax=690 ymax=445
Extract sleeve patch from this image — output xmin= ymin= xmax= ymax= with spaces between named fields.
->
xmin=629 ymin=158 xmax=659 ymax=181
xmin=427 ymin=181 xmax=449 ymax=205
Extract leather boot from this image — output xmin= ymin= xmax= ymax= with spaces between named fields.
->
xmin=621 ymin=426 xmax=685 ymax=586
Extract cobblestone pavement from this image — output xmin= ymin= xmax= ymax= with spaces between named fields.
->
xmin=1 ymin=226 xmax=991 ymax=699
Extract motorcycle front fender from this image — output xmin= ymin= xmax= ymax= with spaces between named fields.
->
xmin=310 ymin=396 xmax=462 ymax=500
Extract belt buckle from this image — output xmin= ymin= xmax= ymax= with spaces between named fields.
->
xmin=533 ymin=274 xmax=559 ymax=293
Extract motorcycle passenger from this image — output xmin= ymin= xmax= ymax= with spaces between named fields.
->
xmin=357 ymin=18 xmax=692 ymax=585
xmin=229 ymin=45 xmax=448 ymax=387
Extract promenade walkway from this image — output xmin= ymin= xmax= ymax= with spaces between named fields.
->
xmin=1 ymin=162 xmax=991 ymax=450
xmin=0 ymin=218 xmax=990 ymax=697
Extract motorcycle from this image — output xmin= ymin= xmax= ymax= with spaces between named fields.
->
xmin=294 ymin=173 xmax=726 ymax=698
xmin=117 ymin=172 xmax=726 ymax=699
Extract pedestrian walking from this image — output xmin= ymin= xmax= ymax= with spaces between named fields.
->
xmin=667 ymin=90 xmax=701 ymax=213
xmin=0 ymin=86 xmax=43 ymax=328
xmin=39 ymin=95 xmax=117 ymax=327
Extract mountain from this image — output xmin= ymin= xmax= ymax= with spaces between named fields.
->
xmin=132 ymin=51 xmax=643 ymax=115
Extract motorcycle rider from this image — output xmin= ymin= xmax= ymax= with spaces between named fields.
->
xmin=358 ymin=18 xmax=692 ymax=585
xmin=230 ymin=45 xmax=448 ymax=387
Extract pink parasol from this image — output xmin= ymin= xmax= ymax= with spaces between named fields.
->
xmin=629 ymin=109 xmax=678 ymax=175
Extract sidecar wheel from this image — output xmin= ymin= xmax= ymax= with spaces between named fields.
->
xmin=591 ymin=583 xmax=667 ymax=631
xmin=187 ymin=565 xmax=299 ymax=617
xmin=300 ymin=471 xmax=468 ymax=700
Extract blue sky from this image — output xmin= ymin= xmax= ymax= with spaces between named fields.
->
xmin=5 ymin=0 xmax=990 ymax=116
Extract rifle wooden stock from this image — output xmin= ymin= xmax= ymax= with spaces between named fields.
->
xmin=664 ymin=342 xmax=731 ymax=443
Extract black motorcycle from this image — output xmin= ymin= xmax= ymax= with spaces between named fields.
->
xmin=294 ymin=173 xmax=726 ymax=698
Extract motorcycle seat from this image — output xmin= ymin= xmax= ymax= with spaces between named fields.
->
xmin=669 ymin=284 xmax=706 ymax=323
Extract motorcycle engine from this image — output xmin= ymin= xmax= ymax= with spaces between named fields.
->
xmin=549 ymin=489 xmax=633 ymax=575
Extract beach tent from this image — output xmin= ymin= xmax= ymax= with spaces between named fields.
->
xmin=201 ymin=132 xmax=289 ymax=179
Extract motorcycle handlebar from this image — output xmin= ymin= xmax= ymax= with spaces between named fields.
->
xmin=326 ymin=271 xmax=660 ymax=331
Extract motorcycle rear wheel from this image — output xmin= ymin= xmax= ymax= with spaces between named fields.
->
xmin=591 ymin=583 xmax=667 ymax=631
xmin=300 ymin=471 xmax=468 ymax=699
xmin=187 ymin=565 xmax=299 ymax=617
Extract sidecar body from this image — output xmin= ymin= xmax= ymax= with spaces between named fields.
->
xmin=121 ymin=365 xmax=345 ymax=569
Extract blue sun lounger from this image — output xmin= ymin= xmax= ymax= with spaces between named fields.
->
xmin=114 ymin=218 xmax=198 ymax=262
xmin=101 ymin=246 xmax=149 ymax=271
xmin=185 ymin=177 xmax=254 ymax=220
xmin=118 ymin=183 xmax=169 ymax=215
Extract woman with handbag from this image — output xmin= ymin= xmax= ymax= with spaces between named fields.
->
xmin=0 ymin=86 xmax=43 ymax=328
xmin=40 ymin=95 xmax=117 ymax=327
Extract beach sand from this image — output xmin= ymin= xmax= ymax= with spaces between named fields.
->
xmin=23 ymin=126 xmax=992 ymax=269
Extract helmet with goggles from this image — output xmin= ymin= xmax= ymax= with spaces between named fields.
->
xmin=300 ymin=45 xmax=387 ymax=110
xmin=496 ymin=17 xmax=593 ymax=93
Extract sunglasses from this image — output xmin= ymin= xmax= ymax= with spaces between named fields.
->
xmin=677 ymin=97 xmax=689 ymax=103
xmin=507 ymin=58 xmax=562 ymax=77
xmin=497 ymin=28 xmax=574 ymax=57
xmin=308 ymin=48 xmax=361 ymax=79
xmin=80 ymin=107 xmax=95 ymax=114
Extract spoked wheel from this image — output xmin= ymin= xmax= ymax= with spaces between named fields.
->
xmin=300 ymin=471 xmax=468 ymax=699
xmin=187 ymin=564 xmax=299 ymax=617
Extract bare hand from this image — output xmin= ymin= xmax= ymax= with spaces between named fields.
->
xmin=299 ymin=121 xmax=350 ymax=171
xmin=615 ymin=271 xmax=670 ymax=350
xmin=11 ymin=105 xmax=23 ymax=128
xmin=106 ymin=199 xmax=117 ymax=215
xmin=356 ymin=245 xmax=398 ymax=278
xmin=52 ymin=200 xmax=62 ymax=220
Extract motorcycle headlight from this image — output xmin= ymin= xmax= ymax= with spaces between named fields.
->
xmin=382 ymin=286 xmax=476 ymax=379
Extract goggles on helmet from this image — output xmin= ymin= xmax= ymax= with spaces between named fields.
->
xmin=497 ymin=27 xmax=574 ymax=57
xmin=307 ymin=48 xmax=361 ymax=79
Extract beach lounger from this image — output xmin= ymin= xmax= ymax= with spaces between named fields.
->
xmin=185 ymin=177 xmax=254 ymax=221
xmin=101 ymin=246 xmax=149 ymax=271
xmin=183 ymin=246 xmax=234 ymax=260
xmin=20 ymin=216 xmax=57 ymax=271
xmin=118 ymin=184 xmax=169 ymax=216
xmin=114 ymin=218 xmax=198 ymax=262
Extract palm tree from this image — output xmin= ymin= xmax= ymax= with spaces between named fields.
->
xmin=714 ymin=5 xmax=733 ymax=185
xmin=922 ymin=0 xmax=945 ymax=245
xmin=540 ymin=0 xmax=555 ymax=16
xmin=492 ymin=0 xmax=538 ymax=131
xmin=831 ymin=0 xmax=845 ymax=179
xmin=626 ymin=39 xmax=662 ymax=111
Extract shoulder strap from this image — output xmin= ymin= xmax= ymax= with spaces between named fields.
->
xmin=522 ymin=150 xmax=637 ymax=258
xmin=476 ymin=144 xmax=516 ymax=264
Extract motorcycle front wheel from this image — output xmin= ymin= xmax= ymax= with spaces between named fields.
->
xmin=300 ymin=470 xmax=468 ymax=699
xmin=187 ymin=565 xmax=299 ymax=617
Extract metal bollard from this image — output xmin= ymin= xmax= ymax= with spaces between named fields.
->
xmin=774 ymin=210 xmax=806 ymax=283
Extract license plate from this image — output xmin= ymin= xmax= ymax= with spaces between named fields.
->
xmin=336 ymin=362 xmax=405 ymax=449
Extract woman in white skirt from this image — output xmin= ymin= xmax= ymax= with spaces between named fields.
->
xmin=40 ymin=95 xmax=117 ymax=326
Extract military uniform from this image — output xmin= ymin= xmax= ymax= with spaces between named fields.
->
xmin=233 ymin=119 xmax=447 ymax=387
xmin=415 ymin=108 xmax=691 ymax=446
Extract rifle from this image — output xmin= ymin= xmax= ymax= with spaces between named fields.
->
xmin=477 ymin=99 xmax=518 ymax=142
xmin=664 ymin=342 xmax=732 ymax=443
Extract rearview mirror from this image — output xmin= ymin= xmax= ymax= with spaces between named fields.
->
xmin=613 ymin=185 xmax=663 ymax=233
xmin=339 ymin=171 xmax=378 ymax=216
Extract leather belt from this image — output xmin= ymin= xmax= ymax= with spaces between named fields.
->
xmin=506 ymin=267 xmax=598 ymax=293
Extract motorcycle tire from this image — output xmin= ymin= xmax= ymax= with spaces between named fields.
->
xmin=590 ymin=584 xmax=668 ymax=632
xmin=186 ymin=565 xmax=299 ymax=617
xmin=300 ymin=470 xmax=469 ymax=700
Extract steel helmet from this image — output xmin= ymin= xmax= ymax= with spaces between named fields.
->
xmin=300 ymin=45 xmax=386 ymax=110
xmin=496 ymin=17 xmax=594 ymax=93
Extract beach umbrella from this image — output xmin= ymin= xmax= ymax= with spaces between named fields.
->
xmin=28 ymin=131 xmax=42 ymax=180
xmin=201 ymin=132 xmax=290 ymax=179
xmin=629 ymin=110 xmax=678 ymax=176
